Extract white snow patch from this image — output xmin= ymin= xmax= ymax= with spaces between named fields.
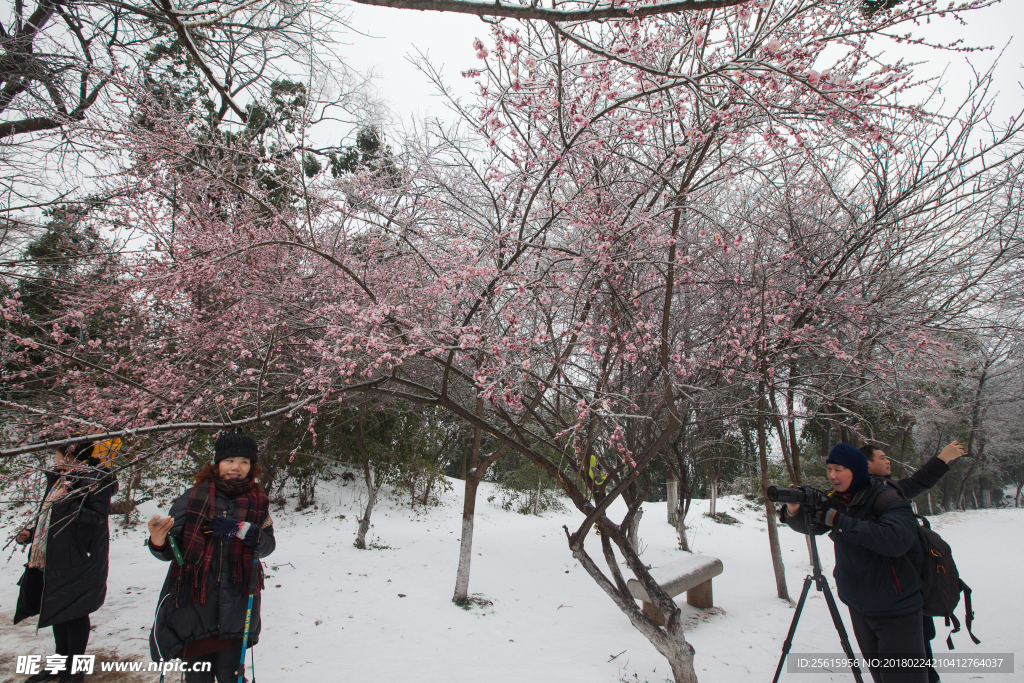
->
xmin=2 ymin=483 xmax=1021 ymax=682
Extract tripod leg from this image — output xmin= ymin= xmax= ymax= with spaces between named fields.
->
xmin=820 ymin=581 xmax=865 ymax=683
xmin=772 ymin=575 xmax=814 ymax=683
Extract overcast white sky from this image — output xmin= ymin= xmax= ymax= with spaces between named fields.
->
xmin=330 ymin=5 xmax=482 ymax=135
xmin=334 ymin=1 xmax=1024 ymax=140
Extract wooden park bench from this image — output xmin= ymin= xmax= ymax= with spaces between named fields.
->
xmin=626 ymin=555 xmax=724 ymax=626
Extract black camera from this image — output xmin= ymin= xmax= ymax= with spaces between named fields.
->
xmin=767 ymin=484 xmax=829 ymax=511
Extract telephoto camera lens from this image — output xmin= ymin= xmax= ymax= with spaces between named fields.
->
xmin=767 ymin=486 xmax=808 ymax=504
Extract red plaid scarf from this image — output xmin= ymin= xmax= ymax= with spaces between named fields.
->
xmin=168 ymin=476 xmax=269 ymax=606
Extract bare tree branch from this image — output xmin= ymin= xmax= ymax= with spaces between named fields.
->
xmin=344 ymin=0 xmax=750 ymax=21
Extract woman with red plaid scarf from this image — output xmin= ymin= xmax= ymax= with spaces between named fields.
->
xmin=146 ymin=431 xmax=275 ymax=683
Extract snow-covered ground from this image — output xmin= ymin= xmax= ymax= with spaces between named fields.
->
xmin=2 ymin=479 xmax=1021 ymax=683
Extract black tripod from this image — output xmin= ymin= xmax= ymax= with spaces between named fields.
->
xmin=772 ymin=508 xmax=865 ymax=683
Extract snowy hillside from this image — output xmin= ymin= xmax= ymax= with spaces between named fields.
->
xmin=2 ymin=480 xmax=1021 ymax=683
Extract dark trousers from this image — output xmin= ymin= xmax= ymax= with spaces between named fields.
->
xmin=52 ymin=615 xmax=90 ymax=659
xmin=849 ymin=608 xmax=927 ymax=683
xmin=923 ymin=616 xmax=939 ymax=683
xmin=184 ymin=639 xmax=244 ymax=683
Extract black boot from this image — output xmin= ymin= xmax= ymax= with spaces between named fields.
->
xmin=57 ymin=673 xmax=84 ymax=683
xmin=25 ymin=660 xmax=65 ymax=683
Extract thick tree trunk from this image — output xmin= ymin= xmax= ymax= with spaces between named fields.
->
xmin=668 ymin=465 xmax=691 ymax=551
xmin=959 ymin=365 xmax=989 ymax=511
xmin=676 ymin=469 xmax=691 ymax=551
xmin=895 ymin=427 xmax=912 ymax=481
xmin=452 ymin=476 xmax=479 ymax=602
xmin=677 ymin=515 xmax=690 ymax=552
xmin=354 ymin=416 xmax=377 ymax=550
xmin=627 ymin=506 xmax=643 ymax=552
xmin=759 ymin=391 xmax=790 ymax=601
xmin=957 ymin=457 xmax=980 ymax=511
xmin=122 ymin=465 xmax=143 ymax=528
xmin=669 ymin=419 xmax=692 ymax=551
xmin=453 ymin=456 xmax=482 ymax=600
xmin=819 ymin=410 xmax=831 ymax=461
xmin=668 ymin=652 xmax=700 ymax=683
xmin=420 ymin=477 xmax=435 ymax=507
xmin=453 ymin=397 xmax=485 ymax=604
xmin=532 ymin=473 xmax=542 ymax=515
xmin=354 ymin=474 xmax=376 ymax=549
xmin=570 ymin=537 xmax=698 ymax=683
xmin=708 ymin=477 xmax=717 ymax=517
xmin=786 ymin=397 xmax=803 ymax=485
xmin=666 ymin=472 xmax=678 ymax=525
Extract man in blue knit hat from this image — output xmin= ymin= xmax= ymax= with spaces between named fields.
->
xmin=780 ymin=444 xmax=927 ymax=683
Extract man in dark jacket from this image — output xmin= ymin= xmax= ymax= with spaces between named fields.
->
xmin=862 ymin=440 xmax=964 ymax=683
xmin=14 ymin=441 xmax=119 ymax=683
xmin=862 ymin=441 xmax=964 ymax=500
xmin=781 ymin=444 xmax=927 ymax=683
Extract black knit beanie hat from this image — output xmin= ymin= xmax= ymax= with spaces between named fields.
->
xmin=214 ymin=430 xmax=258 ymax=464
xmin=826 ymin=443 xmax=869 ymax=492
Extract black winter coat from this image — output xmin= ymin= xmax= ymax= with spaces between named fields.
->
xmin=781 ymin=479 xmax=924 ymax=617
xmin=14 ymin=467 xmax=118 ymax=628
xmin=874 ymin=455 xmax=949 ymax=500
xmin=148 ymin=486 xmax=276 ymax=662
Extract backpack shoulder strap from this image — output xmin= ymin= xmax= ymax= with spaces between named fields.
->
xmin=961 ymin=580 xmax=981 ymax=645
xmin=871 ymin=483 xmax=904 ymax=518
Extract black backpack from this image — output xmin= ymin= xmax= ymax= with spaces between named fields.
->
xmin=872 ymin=486 xmax=980 ymax=649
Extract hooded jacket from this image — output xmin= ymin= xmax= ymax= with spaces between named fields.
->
xmin=781 ymin=479 xmax=924 ymax=617
xmin=14 ymin=466 xmax=118 ymax=628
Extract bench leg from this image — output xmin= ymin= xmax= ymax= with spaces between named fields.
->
xmin=642 ymin=600 xmax=665 ymax=626
xmin=686 ymin=579 xmax=713 ymax=609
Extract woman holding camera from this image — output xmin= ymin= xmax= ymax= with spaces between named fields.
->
xmin=147 ymin=431 xmax=275 ymax=683
xmin=14 ymin=441 xmax=119 ymax=683
xmin=780 ymin=444 xmax=926 ymax=683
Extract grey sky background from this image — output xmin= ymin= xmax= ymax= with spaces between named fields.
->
xmin=336 ymin=1 xmax=1024 ymax=141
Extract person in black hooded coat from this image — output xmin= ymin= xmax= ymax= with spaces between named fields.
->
xmin=780 ymin=444 xmax=927 ymax=683
xmin=14 ymin=441 xmax=119 ymax=683
xmin=146 ymin=431 xmax=274 ymax=683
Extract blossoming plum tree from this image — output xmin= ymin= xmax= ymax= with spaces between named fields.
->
xmin=2 ymin=2 xmax=1019 ymax=681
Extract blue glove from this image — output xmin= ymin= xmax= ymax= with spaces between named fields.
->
xmin=202 ymin=516 xmax=243 ymax=538
xmin=239 ymin=522 xmax=259 ymax=548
